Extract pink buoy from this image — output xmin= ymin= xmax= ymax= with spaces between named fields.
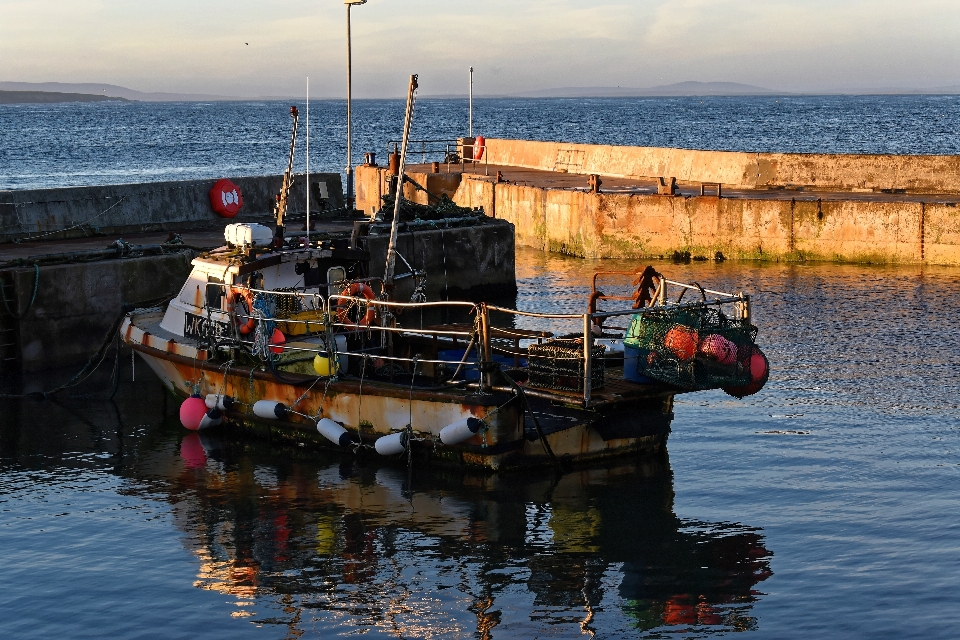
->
xmin=698 ymin=334 xmax=737 ymax=365
xmin=269 ymin=328 xmax=286 ymax=355
xmin=179 ymin=394 xmax=208 ymax=431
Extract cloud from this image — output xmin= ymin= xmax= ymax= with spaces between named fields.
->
xmin=1 ymin=0 xmax=959 ymax=96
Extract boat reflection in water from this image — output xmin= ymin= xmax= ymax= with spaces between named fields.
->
xmin=157 ymin=432 xmax=773 ymax=636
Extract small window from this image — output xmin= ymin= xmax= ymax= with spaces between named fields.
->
xmin=206 ymin=276 xmax=224 ymax=310
xmin=327 ymin=267 xmax=346 ymax=296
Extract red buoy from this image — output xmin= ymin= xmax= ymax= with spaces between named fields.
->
xmin=474 ymin=135 xmax=485 ymax=160
xmin=209 ymin=179 xmax=243 ymax=218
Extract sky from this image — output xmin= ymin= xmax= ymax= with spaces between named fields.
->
xmin=2 ymin=0 xmax=960 ymax=98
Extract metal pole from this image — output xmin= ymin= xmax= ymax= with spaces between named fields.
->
xmin=383 ymin=74 xmax=418 ymax=290
xmin=469 ymin=66 xmax=473 ymax=138
xmin=583 ymin=314 xmax=593 ymax=406
xmin=306 ymin=76 xmax=310 ymax=245
xmin=345 ymin=4 xmax=354 ymax=214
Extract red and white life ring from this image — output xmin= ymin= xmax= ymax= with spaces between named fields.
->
xmin=210 ymin=179 xmax=244 ymax=218
xmin=335 ymin=283 xmax=377 ymax=329
xmin=474 ymin=135 xmax=485 ymax=161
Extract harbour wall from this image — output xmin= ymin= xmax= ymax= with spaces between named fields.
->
xmin=483 ymin=138 xmax=960 ymax=194
xmin=355 ymin=142 xmax=960 ymax=264
xmin=0 ymin=173 xmax=344 ymax=244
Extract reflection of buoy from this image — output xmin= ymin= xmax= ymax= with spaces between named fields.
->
xmin=199 ymin=408 xmax=223 ymax=430
xmin=180 ymin=432 xmax=207 ymax=468
xmin=179 ymin=394 xmax=208 ymax=430
xmin=253 ymin=400 xmax=287 ymax=419
xmin=664 ymin=325 xmax=699 ymax=360
xmin=375 ymin=431 xmax=408 ymax=456
xmin=205 ymin=394 xmax=235 ymax=411
xmin=439 ymin=417 xmax=483 ymax=445
xmin=723 ymin=346 xmax=770 ymax=398
xmin=317 ymin=418 xmax=353 ymax=447
xmin=270 ymin=328 xmax=286 ymax=355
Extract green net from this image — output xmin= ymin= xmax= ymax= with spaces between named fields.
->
xmin=624 ymin=305 xmax=757 ymax=390
xmin=528 ymin=338 xmax=606 ymax=392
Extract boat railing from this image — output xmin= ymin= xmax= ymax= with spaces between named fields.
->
xmin=385 ymin=138 xmax=489 ymax=176
xmin=194 ymin=282 xmax=751 ymax=407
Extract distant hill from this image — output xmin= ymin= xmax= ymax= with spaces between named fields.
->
xmin=511 ymin=81 xmax=782 ymax=98
xmin=0 ymin=90 xmax=131 ymax=104
xmin=0 ymin=82 xmax=263 ymax=102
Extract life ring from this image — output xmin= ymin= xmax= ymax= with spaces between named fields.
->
xmin=474 ymin=135 xmax=485 ymax=161
xmin=209 ymin=179 xmax=243 ymax=218
xmin=335 ymin=283 xmax=377 ymax=328
xmin=230 ymin=287 xmax=256 ymax=335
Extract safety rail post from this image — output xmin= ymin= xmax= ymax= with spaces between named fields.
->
xmin=583 ymin=313 xmax=593 ymax=406
xmin=480 ymin=302 xmax=492 ymax=391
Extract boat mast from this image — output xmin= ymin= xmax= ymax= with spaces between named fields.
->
xmin=383 ymin=74 xmax=418 ymax=292
xmin=274 ymin=105 xmax=300 ymax=246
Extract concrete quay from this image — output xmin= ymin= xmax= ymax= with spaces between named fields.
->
xmin=355 ymin=139 xmax=960 ymax=265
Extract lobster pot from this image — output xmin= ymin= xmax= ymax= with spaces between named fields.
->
xmin=528 ymin=339 xmax=605 ymax=392
xmin=625 ymin=305 xmax=757 ymax=391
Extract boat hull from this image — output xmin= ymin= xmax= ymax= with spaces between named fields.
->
xmin=132 ymin=341 xmax=672 ymax=471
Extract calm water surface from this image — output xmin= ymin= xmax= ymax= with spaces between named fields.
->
xmin=2 ymin=251 xmax=959 ymax=638
xmin=3 ymin=95 xmax=960 ymax=190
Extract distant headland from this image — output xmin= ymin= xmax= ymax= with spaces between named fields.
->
xmin=0 ymin=90 xmax=131 ymax=104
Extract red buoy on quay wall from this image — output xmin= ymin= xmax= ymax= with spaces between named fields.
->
xmin=209 ymin=179 xmax=243 ymax=217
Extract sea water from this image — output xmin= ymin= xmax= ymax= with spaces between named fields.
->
xmin=2 ymin=97 xmax=960 ymax=637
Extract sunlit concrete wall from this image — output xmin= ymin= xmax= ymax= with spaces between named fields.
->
xmin=484 ymin=139 xmax=960 ymax=194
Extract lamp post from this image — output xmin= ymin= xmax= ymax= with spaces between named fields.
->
xmin=345 ymin=0 xmax=367 ymax=214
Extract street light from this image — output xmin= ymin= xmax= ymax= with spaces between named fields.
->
xmin=345 ymin=0 xmax=367 ymax=214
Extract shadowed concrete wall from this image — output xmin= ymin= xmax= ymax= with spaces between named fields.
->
xmin=484 ymin=139 xmax=960 ymax=194
xmin=361 ymin=219 xmax=516 ymax=301
xmin=0 ymin=173 xmax=344 ymax=243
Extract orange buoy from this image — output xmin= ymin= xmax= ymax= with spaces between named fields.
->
xmin=209 ymin=179 xmax=243 ymax=218
xmin=269 ymin=328 xmax=286 ymax=354
xmin=664 ymin=325 xmax=699 ymax=361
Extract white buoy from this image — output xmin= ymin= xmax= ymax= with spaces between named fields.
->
xmin=205 ymin=394 xmax=235 ymax=411
xmin=253 ymin=400 xmax=288 ymax=420
xmin=439 ymin=417 xmax=483 ymax=445
xmin=317 ymin=418 xmax=353 ymax=447
xmin=199 ymin=408 xmax=223 ymax=430
xmin=374 ymin=431 xmax=407 ymax=456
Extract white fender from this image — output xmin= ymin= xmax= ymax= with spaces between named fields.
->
xmin=439 ymin=417 xmax=483 ymax=445
xmin=374 ymin=431 xmax=407 ymax=456
xmin=317 ymin=418 xmax=353 ymax=447
xmin=199 ymin=408 xmax=223 ymax=430
xmin=205 ymin=394 xmax=235 ymax=411
xmin=253 ymin=400 xmax=287 ymax=420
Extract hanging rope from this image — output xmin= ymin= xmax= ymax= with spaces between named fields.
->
xmin=0 ymin=263 xmax=39 ymax=319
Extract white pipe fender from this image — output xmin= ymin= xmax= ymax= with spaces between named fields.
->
xmin=205 ymin=394 xmax=236 ymax=411
xmin=317 ymin=418 xmax=353 ymax=447
xmin=253 ymin=400 xmax=288 ymax=420
xmin=375 ymin=431 xmax=408 ymax=456
xmin=199 ymin=408 xmax=223 ymax=430
xmin=439 ymin=417 xmax=483 ymax=445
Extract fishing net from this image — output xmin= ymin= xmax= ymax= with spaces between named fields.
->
xmin=528 ymin=338 xmax=606 ymax=392
xmin=624 ymin=304 xmax=758 ymax=391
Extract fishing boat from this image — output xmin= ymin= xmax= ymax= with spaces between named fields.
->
xmin=120 ymin=78 xmax=768 ymax=471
